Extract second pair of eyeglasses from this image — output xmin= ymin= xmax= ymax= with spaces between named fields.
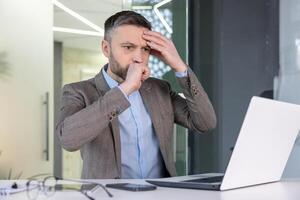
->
xmin=26 ymin=176 xmax=113 ymax=200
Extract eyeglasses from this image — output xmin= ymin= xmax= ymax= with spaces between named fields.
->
xmin=26 ymin=176 xmax=113 ymax=200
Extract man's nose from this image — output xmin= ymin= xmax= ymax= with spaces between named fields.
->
xmin=132 ymin=50 xmax=143 ymax=63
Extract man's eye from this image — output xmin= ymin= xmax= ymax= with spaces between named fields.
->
xmin=123 ymin=46 xmax=132 ymax=50
xmin=143 ymin=47 xmax=151 ymax=52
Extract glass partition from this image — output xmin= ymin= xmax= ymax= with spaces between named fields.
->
xmin=279 ymin=0 xmax=300 ymax=178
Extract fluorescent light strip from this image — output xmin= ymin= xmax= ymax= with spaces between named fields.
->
xmin=132 ymin=6 xmax=153 ymax=10
xmin=52 ymin=0 xmax=104 ymax=35
xmin=53 ymin=27 xmax=102 ymax=37
xmin=153 ymin=0 xmax=173 ymax=34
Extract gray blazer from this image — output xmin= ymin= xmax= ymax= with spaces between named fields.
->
xmin=56 ymin=66 xmax=216 ymax=179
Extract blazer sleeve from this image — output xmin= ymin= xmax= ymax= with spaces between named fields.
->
xmin=172 ymin=67 xmax=217 ymax=132
xmin=55 ymin=84 xmax=130 ymax=151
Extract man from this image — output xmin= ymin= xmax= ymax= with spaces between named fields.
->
xmin=56 ymin=11 xmax=216 ymax=179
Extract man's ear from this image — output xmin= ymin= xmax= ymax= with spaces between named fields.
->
xmin=102 ymin=39 xmax=110 ymax=58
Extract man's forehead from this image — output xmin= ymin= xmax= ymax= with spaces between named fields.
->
xmin=111 ymin=25 xmax=149 ymax=44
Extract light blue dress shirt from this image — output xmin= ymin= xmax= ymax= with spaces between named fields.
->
xmin=102 ymin=67 xmax=187 ymax=179
xmin=102 ymin=68 xmax=164 ymax=178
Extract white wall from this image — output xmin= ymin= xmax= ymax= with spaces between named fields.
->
xmin=0 ymin=0 xmax=53 ymax=178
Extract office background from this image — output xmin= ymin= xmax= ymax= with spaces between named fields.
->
xmin=0 ymin=0 xmax=299 ymax=180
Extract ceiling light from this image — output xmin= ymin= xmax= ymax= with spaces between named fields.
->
xmin=52 ymin=0 xmax=104 ymax=35
xmin=132 ymin=6 xmax=153 ymax=10
xmin=53 ymin=27 xmax=102 ymax=37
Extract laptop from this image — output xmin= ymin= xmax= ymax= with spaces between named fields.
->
xmin=147 ymin=96 xmax=300 ymax=191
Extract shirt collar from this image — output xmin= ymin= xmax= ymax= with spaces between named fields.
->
xmin=102 ymin=64 xmax=119 ymax=89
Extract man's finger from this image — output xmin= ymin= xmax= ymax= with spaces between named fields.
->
xmin=142 ymin=66 xmax=150 ymax=76
xmin=142 ymin=34 xmax=166 ymax=47
xmin=150 ymin=49 xmax=162 ymax=57
xmin=144 ymin=30 xmax=169 ymax=43
xmin=141 ymin=66 xmax=150 ymax=81
xmin=147 ymin=41 xmax=165 ymax=54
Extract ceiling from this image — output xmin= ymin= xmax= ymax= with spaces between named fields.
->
xmin=53 ymin=0 xmax=124 ymax=52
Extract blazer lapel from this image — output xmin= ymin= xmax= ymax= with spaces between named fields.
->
xmin=139 ymin=81 xmax=167 ymax=161
xmin=110 ymin=119 xmax=122 ymax=176
xmin=94 ymin=66 xmax=122 ymax=177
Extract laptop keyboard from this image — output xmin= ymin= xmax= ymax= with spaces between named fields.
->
xmin=182 ymin=175 xmax=224 ymax=183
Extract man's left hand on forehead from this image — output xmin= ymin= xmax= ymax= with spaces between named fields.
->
xmin=142 ymin=30 xmax=187 ymax=72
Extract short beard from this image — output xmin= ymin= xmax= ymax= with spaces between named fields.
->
xmin=108 ymin=52 xmax=128 ymax=81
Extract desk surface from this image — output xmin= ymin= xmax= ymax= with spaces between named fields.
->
xmin=1 ymin=178 xmax=300 ymax=200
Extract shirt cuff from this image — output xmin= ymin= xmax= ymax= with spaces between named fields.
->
xmin=117 ymin=86 xmax=129 ymax=100
xmin=175 ymin=70 xmax=188 ymax=77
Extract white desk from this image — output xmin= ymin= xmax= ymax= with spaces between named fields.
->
xmin=1 ymin=179 xmax=300 ymax=200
